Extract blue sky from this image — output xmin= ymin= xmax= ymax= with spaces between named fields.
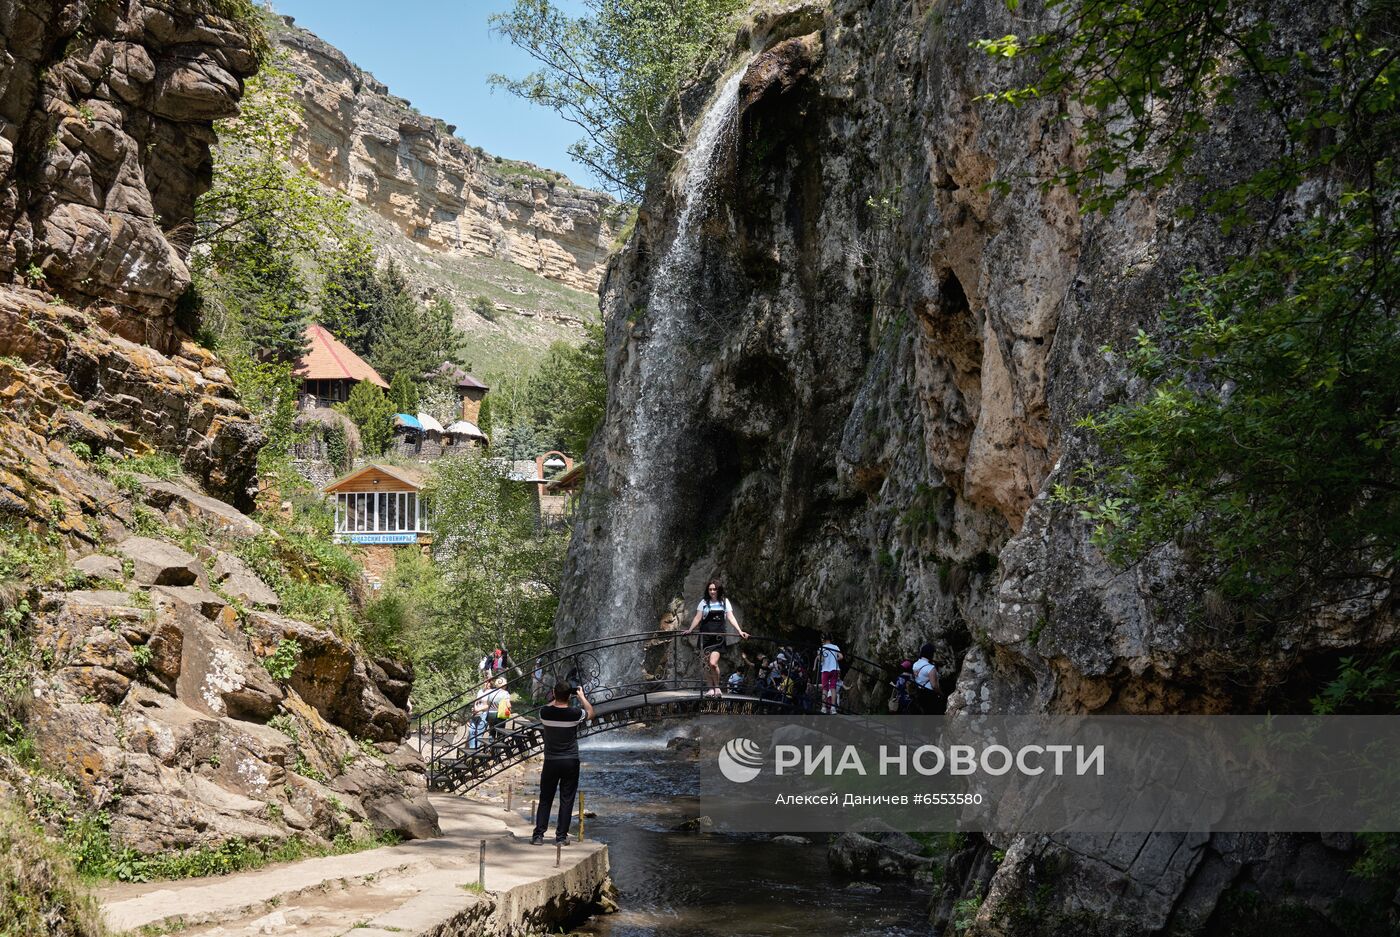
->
xmin=270 ymin=0 xmax=602 ymax=190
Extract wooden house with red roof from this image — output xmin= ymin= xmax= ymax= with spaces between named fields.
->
xmin=296 ymin=323 xmax=388 ymax=409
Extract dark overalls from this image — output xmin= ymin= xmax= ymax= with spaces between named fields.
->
xmin=699 ymin=600 xmax=728 ymax=655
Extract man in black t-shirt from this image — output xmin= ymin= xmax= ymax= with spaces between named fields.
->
xmin=532 ymin=682 xmax=594 ymax=845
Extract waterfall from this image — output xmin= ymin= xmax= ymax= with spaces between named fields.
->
xmin=590 ymin=59 xmax=752 ymax=682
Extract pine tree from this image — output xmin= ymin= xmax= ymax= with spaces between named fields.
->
xmin=319 ymin=238 xmax=384 ymax=357
xmin=389 ymin=371 xmax=420 ymax=416
xmin=220 ymin=222 xmax=310 ymax=364
xmin=371 ymin=284 xmax=462 ymax=384
xmin=340 ymin=380 xmax=395 ymax=455
xmin=476 ymin=395 xmax=493 ymax=436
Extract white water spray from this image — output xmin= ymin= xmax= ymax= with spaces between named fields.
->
xmin=593 ymin=59 xmax=753 ymax=679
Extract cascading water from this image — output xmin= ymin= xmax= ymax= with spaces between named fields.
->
xmin=588 ymin=58 xmax=754 ymax=681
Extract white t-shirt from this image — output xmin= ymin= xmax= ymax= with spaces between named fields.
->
xmin=484 ymin=687 xmax=509 ymax=716
xmin=914 ymin=657 xmax=938 ymax=690
xmin=696 ymin=598 xmax=732 ymax=631
xmin=819 ymin=643 xmax=841 ymax=673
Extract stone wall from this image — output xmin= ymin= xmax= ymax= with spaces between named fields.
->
xmin=271 ymin=15 xmax=618 ymax=293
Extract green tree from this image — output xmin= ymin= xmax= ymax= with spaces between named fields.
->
xmin=371 ymin=283 xmax=462 ymax=383
xmin=419 ymin=379 xmax=462 ymax=428
xmin=339 ymin=381 xmax=395 ymax=456
xmin=388 ymin=371 xmax=420 ymax=416
xmin=489 ymin=0 xmax=746 ymax=199
xmin=204 ymin=222 xmax=309 ymax=363
xmin=318 ymin=237 xmax=385 ymax=357
xmin=476 ymin=395 xmax=494 ymax=436
xmin=424 ymin=455 xmax=566 ymax=686
xmin=542 ymin=320 xmax=606 ymax=455
xmin=977 ymin=0 xmax=1400 ymax=612
xmin=224 ymin=356 xmax=301 ymax=471
xmin=194 ymin=58 xmax=352 ymax=360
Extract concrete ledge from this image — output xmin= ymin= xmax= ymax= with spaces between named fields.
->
xmin=101 ymin=794 xmax=611 ymax=936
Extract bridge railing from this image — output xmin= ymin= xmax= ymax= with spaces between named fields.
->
xmin=409 ymin=630 xmax=891 ymax=787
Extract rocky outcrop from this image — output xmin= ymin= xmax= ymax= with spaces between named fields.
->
xmin=559 ymin=0 xmax=1394 ymax=932
xmin=0 ymin=0 xmax=437 ymax=858
xmin=0 ymin=0 xmax=259 ymax=325
xmin=23 ymin=528 xmax=438 ymax=853
xmin=0 ymin=288 xmax=262 ymax=510
xmin=270 ymin=14 xmax=618 ymax=293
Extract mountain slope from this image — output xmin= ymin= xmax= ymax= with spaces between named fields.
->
xmin=269 ymin=13 xmax=619 ymax=377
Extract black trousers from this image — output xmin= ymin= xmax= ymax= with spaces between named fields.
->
xmin=914 ymin=685 xmax=944 ymax=715
xmin=534 ymin=758 xmax=580 ymax=839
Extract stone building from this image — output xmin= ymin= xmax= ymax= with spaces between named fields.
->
xmin=429 ymin=362 xmax=490 ymax=424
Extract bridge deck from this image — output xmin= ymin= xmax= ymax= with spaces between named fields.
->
xmin=416 ymin=689 xmax=815 ymax=793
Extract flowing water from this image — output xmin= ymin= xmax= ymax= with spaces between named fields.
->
xmin=592 ymin=60 xmax=755 ymax=682
xmin=568 ymin=733 xmax=933 ymax=937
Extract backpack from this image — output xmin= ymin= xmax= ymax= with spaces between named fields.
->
xmin=495 ymin=693 xmax=512 ymax=720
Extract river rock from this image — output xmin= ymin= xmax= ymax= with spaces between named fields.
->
xmin=827 ymin=832 xmax=938 ymax=881
xmin=674 ymin=816 xmax=714 ymax=832
xmin=772 ymin=835 xmax=811 ymax=845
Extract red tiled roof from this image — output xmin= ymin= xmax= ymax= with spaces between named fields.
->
xmin=295 ymin=324 xmax=389 ymax=388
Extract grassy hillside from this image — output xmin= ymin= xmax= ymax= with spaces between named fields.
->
xmin=339 ymin=198 xmax=602 ymax=383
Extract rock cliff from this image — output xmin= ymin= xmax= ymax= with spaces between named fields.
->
xmin=270 ymin=14 xmax=619 ymax=294
xmin=1 ymin=0 xmax=260 ymax=326
xmin=559 ymin=0 xmax=1393 ymax=932
xmin=0 ymin=0 xmax=437 ymax=859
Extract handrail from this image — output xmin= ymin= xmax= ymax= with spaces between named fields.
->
xmin=412 ymin=629 xmax=888 ymax=726
xmin=409 ymin=628 xmax=894 ymax=790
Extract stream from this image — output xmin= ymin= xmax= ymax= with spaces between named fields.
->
xmin=567 ymin=732 xmax=933 ymax=937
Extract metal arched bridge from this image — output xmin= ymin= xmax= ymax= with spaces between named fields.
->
xmin=409 ymin=630 xmax=888 ymax=792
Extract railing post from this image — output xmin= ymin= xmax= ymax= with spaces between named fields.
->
xmin=478 ymin=839 xmax=486 ymax=889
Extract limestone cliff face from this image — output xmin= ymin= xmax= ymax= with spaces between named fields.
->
xmin=560 ymin=0 xmax=1391 ymax=931
xmin=1 ymin=0 xmax=260 ymax=323
xmin=271 ymin=15 xmax=618 ymax=294
xmin=0 ymin=1 xmax=437 ymax=853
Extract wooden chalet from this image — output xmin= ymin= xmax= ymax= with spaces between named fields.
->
xmin=297 ymin=323 xmax=388 ymax=408
xmin=324 ymin=463 xmax=428 ymax=546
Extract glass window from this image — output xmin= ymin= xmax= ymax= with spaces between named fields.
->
xmin=406 ymin=493 xmax=417 ymax=531
xmin=354 ymin=493 xmax=366 ymax=531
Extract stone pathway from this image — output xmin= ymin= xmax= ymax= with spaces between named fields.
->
xmin=101 ymin=785 xmax=609 ymax=936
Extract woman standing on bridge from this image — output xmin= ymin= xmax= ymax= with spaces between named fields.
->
xmin=683 ymin=579 xmax=749 ymax=698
